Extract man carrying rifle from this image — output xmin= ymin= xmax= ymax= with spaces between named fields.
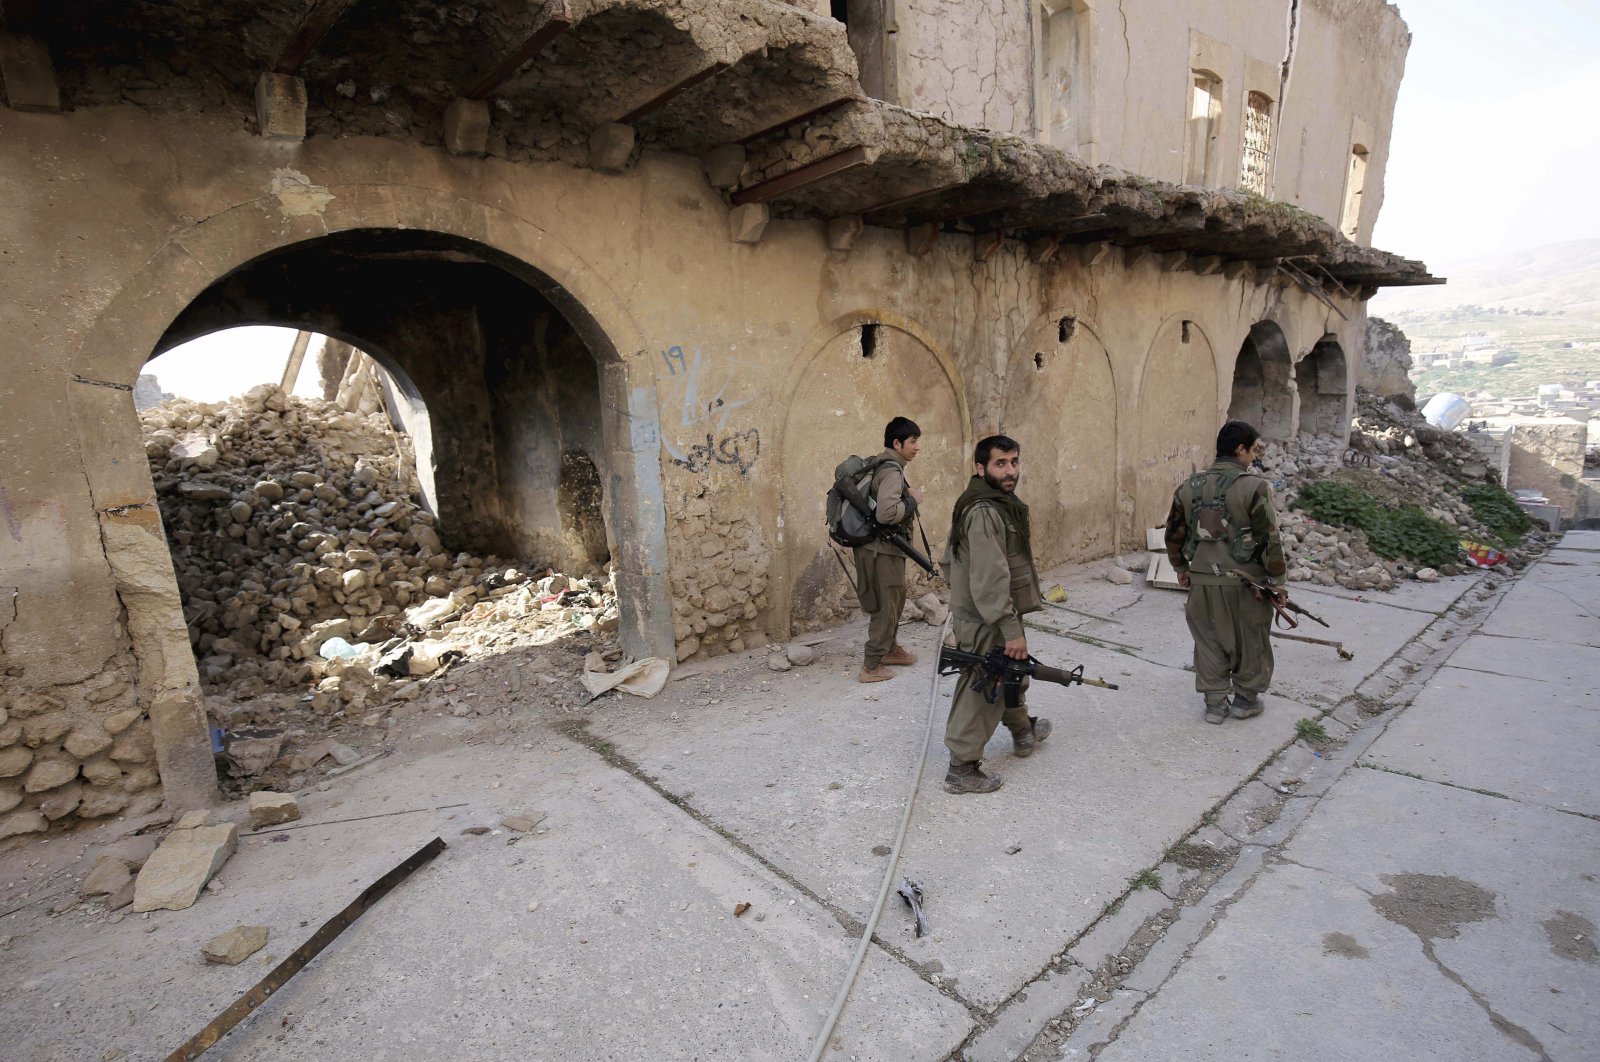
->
xmin=941 ymin=435 xmax=1052 ymax=794
xmin=856 ymin=417 xmax=925 ymax=683
xmin=1164 ymin=420 xmax=1289 ymax=725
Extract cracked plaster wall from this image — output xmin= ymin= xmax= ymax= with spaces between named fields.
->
xmin=876 ymin=0 xmax=1407 ymax=240
xmin=1 ymin=107 xmax=1367 ymax=832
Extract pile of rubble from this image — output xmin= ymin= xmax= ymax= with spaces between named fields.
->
xmin=1259 ymin=390 xmax=1556 ymax=591
xmin=141 ymin=385 xmax=619 ymax=786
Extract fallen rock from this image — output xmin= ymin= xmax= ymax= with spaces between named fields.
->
xmin=501 ymin=812 xmax=547 ymax=833
xmin=1415 ymin=568 xmax=1440 ymax=583
xmin=132 ymin=823 xmax=239 ymax=912
xmin=766 ymin=652 xmax=792 ymax=672
xmin=81 ymin=855 xmax=134 ymax=897
xmin=174 ymin=809 xmax=213 ymax=830
xmin=202 ymin=925 xmax=269 ymax=966
xmin=914 ymin=592 xmax=948 ymax=626
xmin=248 ymin=792 xmax=302 ymax=826
xmin=1105 ymin=567 xmax=1134 ymax=585
xmin=785 ymin=643 xmax=817 ymax=667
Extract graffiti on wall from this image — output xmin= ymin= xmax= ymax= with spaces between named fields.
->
xmin=658 ymin=344 xmax=762 ymax=477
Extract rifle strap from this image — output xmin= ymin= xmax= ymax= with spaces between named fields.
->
xmin=915 ymin=512 xmax=935 ymax=571
xmin=831 ymin=542 xmax=855 ymax=585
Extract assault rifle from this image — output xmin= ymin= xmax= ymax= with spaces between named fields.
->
xmin=833 ymin=470 xmax=939 ymax=576
xmin=1218 ymin=568 xmax=1329 ymax=629
xmin=936 ymin=644 xmax=1119 ymax=707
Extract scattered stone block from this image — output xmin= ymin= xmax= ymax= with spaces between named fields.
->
xmin=785 ymin=643 xmax=817 ymax=667
xmin=132 ymin=823 xmax=239 ymax=912
xmin=444 ymin=97 xmax=490 ymax=156
xmin=589 ymin=122 xmax=635 ymax=174
xmin=729 ymin=203 xmax=769 ymax=244
xmin=174 ymin=809 xmax=213 ymax=830
xmin=766 ymin=652 xmax=792 ymax=672
xmin=1105 ymin=567 xmax=1134 ymax=585
xmin=501 ymin=812 xmax=547 ymax=833
xmin=1415 ymin=567 xmax=1440 ymax=582
xmin=254 ymin=71 xmax=307 ymax=141
xmin=82 ymin=856 xmax=134 ymax=898
xmin=203 ymin=925 xmax=269 ymax=966
xmin=0 ymin=810 xmax=47 ymax=839
xmin=0 ymin=34 xmax=61 ymax=112
xmin=703 ymin=144 xmax=746 ymax=189
xmin=249 ymin=792 xmax=301 ymax=826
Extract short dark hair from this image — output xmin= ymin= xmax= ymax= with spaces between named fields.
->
xmin=884 ymin=416 xmax=921 ymax=449
xmin=1217 ymin=420 xmax=1261 ymax=458
xmin=974 ymin=434 xmax=1021 ymax=466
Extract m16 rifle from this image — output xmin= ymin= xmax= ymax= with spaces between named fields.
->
xmin=936 ymin=645 xmax=1119 ymax=707
xmin=1218 ymin=568 xmax=1330 ymax=629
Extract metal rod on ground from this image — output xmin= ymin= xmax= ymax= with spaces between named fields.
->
xmin=1271 ymin=629 xmax=1354 ymax=660
xmin=806 ymin=618 xmax=948 ymax=1062
xmin=165 ymin=837 xmax=447 ymax=1061
xmin=1042 ymin=600 xmax=1123 ymax=625
xmin=279 ymin=330 xmax=313 ymax=391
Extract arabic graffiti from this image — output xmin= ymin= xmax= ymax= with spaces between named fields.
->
xmin=670 ymin=429 xmax=761 ymax=476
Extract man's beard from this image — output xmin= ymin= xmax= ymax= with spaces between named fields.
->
xmin=983 ymin=470 xmax=1018 ymax=493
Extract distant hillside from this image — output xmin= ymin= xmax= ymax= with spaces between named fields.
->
xmin=1372 ymin=239 xmax=1600 ymax=319
xmin=1369 ymin=240 xmax=1600 ymax=397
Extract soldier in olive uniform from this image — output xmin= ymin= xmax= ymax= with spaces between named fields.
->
xmin=941 ymin=435 xmax=1052 ymax=794
xmin=1164 ymin=420 xmax=1289 ymax=724
xmin=856 ymin=417 xmax=925 ymax=683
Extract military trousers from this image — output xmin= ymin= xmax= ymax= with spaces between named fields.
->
xmin=1184 ymin=581 xmax=1275 ymax=702
xmin=943 ymin=614 xmax=1030 ymax=763
xmin=853 ymin=547 xmax=907 ymax=668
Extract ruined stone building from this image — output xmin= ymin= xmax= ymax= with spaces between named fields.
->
xmin=0 ymin=0 xmax=1435 ymax=828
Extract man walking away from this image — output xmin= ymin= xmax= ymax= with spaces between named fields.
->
xmin=856 ymin=417 xmax=925 ymax=683
xmin=941 ymin=435 xmax=1052 ymax=793
xmin=1164 ymin=420 xmax=1288 ymax=724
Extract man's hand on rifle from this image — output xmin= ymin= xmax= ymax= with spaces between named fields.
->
xmin=907 ymin=485 xmax=924 ymax=505
xmin=1176 ymin=569 xmax=1191 ymax=589
xmin=1270 ymin=586 xmax=1288 ymax=605
xmin=1003 ymin=635 xmax=1028 ymax=660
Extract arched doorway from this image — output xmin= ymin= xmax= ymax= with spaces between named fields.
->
xmin=1296 ymin=336 xmax=1349 ymax=437
xmin=999 ymin=314 xmax=1118 ymax=568
xmin=1133 ymin=317 xmax=1218 ymax=533
xmin=778 ymin=321 xmax=966 ymax=634
xmin=154 ymin=229 xmax=619 ymax=577
xmin=1228 ymin=321 xmax=1293 ymax=440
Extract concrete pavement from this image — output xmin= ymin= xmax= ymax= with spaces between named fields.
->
xmin=0 ymin=536 xmax=1592 ymax=1060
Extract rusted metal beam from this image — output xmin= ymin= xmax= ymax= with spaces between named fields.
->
xmin=461 ymin=0 xmax=574 ymax=100
xmin=735 ymin=94 xmax=855 ymax=145
xmin=730 ymin=145 xmax=869 ymax=206
xmin=857 ymin=181 xmax=967 ymax=222
xmin=165 ymin=837 xmax=446 ymax=1061
xmin=272 ymin=0 xmax=363 ymax=75
xmin=615 ymin=61 xmax=730 ymax=125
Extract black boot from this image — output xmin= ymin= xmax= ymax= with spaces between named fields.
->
xmin=1229 ymin=692 xmax=1264 ymax=720
xmin=944 ymin=760 xmax=1003 ymax=794
xmin=1008 ymin=716 xmax=1053 ymax=757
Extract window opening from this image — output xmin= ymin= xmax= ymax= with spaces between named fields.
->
xmin=860 ymin=322 xmax=879 ymax=358
xmin=1181 ymin=320 xmax=1193 ymax=344
xmin=1239 ymin=91 xmax=1273 ymax=195
xmin=1034 ymin=352 xmax=1046 ymax=370
xmin=1341 ymin=145 xmax=1369 ymax=239
xmin=1184 ymin=71 xmax=1222 ymax=186
xmin=1057 ymin=315 xmax=1077 ymax=342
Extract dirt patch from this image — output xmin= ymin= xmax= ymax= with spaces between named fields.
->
xmin=1321 ymin=931 xmax=1370 ymax=959
xmin=1541 ymin=910 xmax=1598 ymax=964
xmin=1370 ymin=872 xmax=1496 ymax=941
xmin=1169 ymin=841 xmax=1229 ymax=870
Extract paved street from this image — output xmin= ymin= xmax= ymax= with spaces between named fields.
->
xmin=1 ymin=535 xmax=1595 ymax=1061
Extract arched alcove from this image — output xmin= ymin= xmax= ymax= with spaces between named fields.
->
xmin=779 ymin=321 xmax=965 ymax=633
xmin=1296 ymin=335 xmax=1350 ymax=437
xmin=1133 ymin=317 xmax=1219 ymax=532
xmin=999 ymin=313 xmax=1118 ymax=568
xmin=1229 ymin=321 xmax=1293 ymax=440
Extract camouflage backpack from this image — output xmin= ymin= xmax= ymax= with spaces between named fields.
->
xmin=826 ymin=454 xmax=891 ymax=548
xmin=1182 ymin=466 xmax=1264 ymax=566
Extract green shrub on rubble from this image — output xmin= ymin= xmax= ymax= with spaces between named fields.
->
xmin=1291 ymin=478 xmax=1460 ymax=569
xmin=1457 ymin=483 xmax=1532 ymax=547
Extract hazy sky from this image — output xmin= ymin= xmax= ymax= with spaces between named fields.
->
xmin=147 ymin=327 xmax=327 ymax=402
xmin=1372 ymin=0 xmax=1600 ymax=268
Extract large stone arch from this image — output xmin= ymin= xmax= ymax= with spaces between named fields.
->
xmin=999 ymin=312 xmax=1118 ymax=568
xmin=1229 ymin=320 xmax=1294 ymax=440
xmin=65 ymin=186 xmax=676 ymax=808
xmin=774 ymin=312 xmax=969 ymax=637
xmin=1130 ymin=315 xmax=1220 ymax=534
xmin=1295 ymin=334 xmax=1350 ymax=437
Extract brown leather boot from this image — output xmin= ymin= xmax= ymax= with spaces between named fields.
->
xmin=943 ymin=760 xmax=1003 ymax=794
xmin=858 ymin=664 xmax=894 ymax=683
xmin=882 ymin=645 xmax=918 ymax=667
xmin=1008 ymin=716 xmax=1053 ymax=757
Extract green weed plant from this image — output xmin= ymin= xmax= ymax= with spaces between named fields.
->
xmin=1291 ymin=477 xmax=1460 ymax=569
xmin=1457 ymin=482 xmax=1532 ymax=547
